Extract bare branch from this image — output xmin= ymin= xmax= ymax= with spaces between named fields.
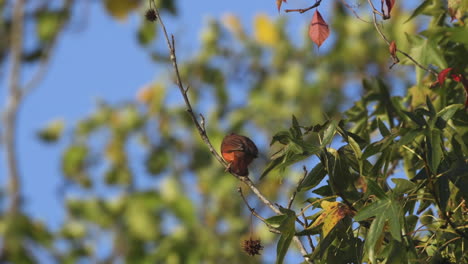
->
xmin=285 ymin=0 xmax=322 ymax=14
xmin=151 ymin=6 xmax=227 ymax=168
xmin=150 ymin=2 xmax=311 ymax=261
xmin=3 ymin=0 xmax=26 ymax=214
xmin=199 ymin=113 xmax=206 ymax=132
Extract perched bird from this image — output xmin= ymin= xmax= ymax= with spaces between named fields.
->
xmin=221 ymin=133 xmax=258 ymax=176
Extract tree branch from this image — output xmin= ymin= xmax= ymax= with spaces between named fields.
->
xmin=3 ymin=0 xmax=26 ymax=214
xmin=285 ymin=0 xmax=322 ymax=14
xmin=150 ymin=2 xmax=311 ymax=262
xmin=150 ymin=5 xmax=227 ymax=168
xmin=366 ymin=0 xmax=437 ymax=77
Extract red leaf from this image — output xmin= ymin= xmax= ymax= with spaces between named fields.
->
xmin=385 ymin=0 xmax=396 ymax=14
xmin=389 ymin=41 xmax=397 ymax=56
xmin=451 ymin=74 xmax=462 ymax=82
xmin=450 ymin=74 xmax=468 ymax=109
xmin=309 ymin=10 xmax=329 ymax=48
xmin=438 ymin=68 xmax=453 ymax=86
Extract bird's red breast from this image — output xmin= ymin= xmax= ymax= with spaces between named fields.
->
xmin=221 ymin=133 xmax=258 ymax=176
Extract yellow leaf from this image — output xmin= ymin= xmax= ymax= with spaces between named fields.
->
xmin=309 ymin=201 xmax=354 ymax=237
xmin=254 ymin=14 xmax=279 ymax=46
xmin=222 ymin=13 xmax=244 ymax=38
xmin=104 ymin=0 xmax=139 ymax=21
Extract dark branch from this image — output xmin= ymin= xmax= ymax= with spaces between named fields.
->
xmin=285 ymin=0 xmax=322 ymax=14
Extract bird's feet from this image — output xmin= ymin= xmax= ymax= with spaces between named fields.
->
xmin=225 ymin=162 xmax=232 ymax=172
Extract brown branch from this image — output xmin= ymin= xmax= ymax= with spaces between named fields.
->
xmin=150 ymin=2 xmax=311 ymax=261
xmin=366 ymin=0 xmax=437 ymax=77
xmin=285 ymin=0 xmax=322 ymax=14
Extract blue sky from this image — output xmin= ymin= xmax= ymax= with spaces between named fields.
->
xmin=1 ymin=0 xmax=328 ymax=228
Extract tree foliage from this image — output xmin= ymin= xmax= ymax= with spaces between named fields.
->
xmin=1 ymin=0 xmax=467 ymax=263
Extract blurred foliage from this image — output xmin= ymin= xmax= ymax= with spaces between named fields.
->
xmin=1 ymin=0 xmax=468 ymax=263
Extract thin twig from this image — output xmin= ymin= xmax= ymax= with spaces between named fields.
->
xmin=285 ymin=0 xmax=322 ymax=14
xmin=367 ymin=0 xmax=384 ymax=17
xmin=152 ymin=6 xmax=227 ymax=168
xmin=238 ymin=187 xmax=281 ymax=234
xmin=300 ymin=208 xmax=315 ymax=251
xmin=366 ymin=0 xmax=437 ymax=77
xmin=151 ymin=2 xmax=311 ymax=261
xmin=339 ymin=0 xmax=370 ymax=23
xmin=288 ymin=166 xmax=308 ymax=209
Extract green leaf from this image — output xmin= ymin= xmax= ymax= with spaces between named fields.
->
xmin=364 ymin=210 xmax=386 ymax=263
xmin=354 ymin=193 xmax=402 ymax=241
xmin=299 ymin=163 xmax=326 ymax=191
xmin=377 ymin=118 xmax=390 ymax=137
xmin=366 ymin=180 xmax=387 ymax=199
xmin=347 ymin=136 xmax=363 ymax=175
xmin=261 ymin=141 xmax=320 ymax=179
xmin=270 ymin=130 xmax=292 ymax=145
xmin=36 ymin=11 xmax=65 ymax=42
xmin=275 ymin=208 xmax=296 ymax=264
xmin=37 ymin=119 xmax=65 ymax=143
xmin=62 ymin=144 xmax=90 ymax=187
xmin=291 ymin=115 xmax=302 ymax=138
xmin=322 ymin=120 xmax=338 ymax=147
xmin=437 ymin=104 xmax=462 ymax=122
xmin=405 ymin=33 xmax=447 ymax=83
xmin=105 ymin=165 xmax=131 ymax=185
xmin=145 ymin=147 xmax=169 ymax=175
xmin=266 ymin=215 xmax=288 ymax=227
xmin=404 ymin=0 xmax=433 ymax=23
xmin=305 ymin=225 xmax=338 ymax=260
xmin=435 ymin=175 xmax=449 ymax=212
xmin=445 ymin=161 xmax=468 ymax=200
xmin=402 ymin=110 xmax=427 ymax=127
xmin=312 ymin=185 xmax=333 ymax=197
xmin=104 ymin=0 xmax=139 ymax=20
xmin=391 ymin=178 xmax=416 ymax=194
xmin=137 ymin=20 xmax=157 ymax=46
xmin=425 ymin=129 xmax=442 ymax=173
xmin=425 ymin=96 xmax=436 ymax=117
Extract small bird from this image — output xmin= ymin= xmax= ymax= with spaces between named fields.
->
xmin=221 ymin=133 xmax=258 ymax=176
